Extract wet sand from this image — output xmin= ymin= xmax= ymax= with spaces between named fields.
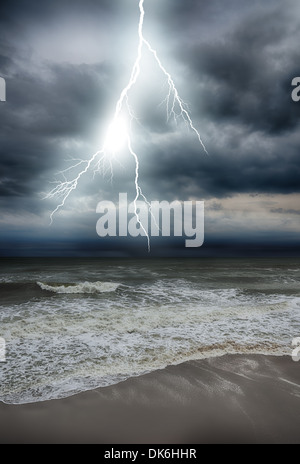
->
xmin=1 ymin=354 xmax=300 ymax=444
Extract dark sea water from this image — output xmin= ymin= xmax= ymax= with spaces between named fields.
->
xmin=0 ymin=257 xmax=299 ymax=404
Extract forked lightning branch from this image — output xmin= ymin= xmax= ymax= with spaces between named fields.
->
xmin=44 ymin=0 xmax=207 ymax=250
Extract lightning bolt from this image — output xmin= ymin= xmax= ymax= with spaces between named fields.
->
xmin=45 ymin=0 xmax=208 ymax=251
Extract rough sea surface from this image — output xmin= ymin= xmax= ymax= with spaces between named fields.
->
xmin=0 ymin=258 xmax=299 ymax=404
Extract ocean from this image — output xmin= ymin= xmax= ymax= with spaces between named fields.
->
xmin=0 ymin=257 xmax=299 ymax=404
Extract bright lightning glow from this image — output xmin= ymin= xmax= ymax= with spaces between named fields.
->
xmin=45 ymin=0 xmax=208 ymax=250
xmin=104 ymin=116 xmax=128 ymax=154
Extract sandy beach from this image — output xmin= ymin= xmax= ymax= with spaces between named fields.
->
xmin=0 ymin=354 xmax=300 ymax=444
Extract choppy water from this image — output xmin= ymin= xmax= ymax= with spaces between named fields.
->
xmin=0 ymin=258 xmax=299 ymax=404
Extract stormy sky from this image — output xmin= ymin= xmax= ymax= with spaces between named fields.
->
xmin=0 ymin=0 xmax=300 ymax=256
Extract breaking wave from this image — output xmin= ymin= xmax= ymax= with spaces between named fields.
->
xmin=1 ymin=258 xmax=300 ymax=404
xmin=37 ymin=281 xmax=120 ymax=294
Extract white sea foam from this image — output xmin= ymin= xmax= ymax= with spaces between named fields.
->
xmin=1 ymin=259 xmax=300 ymax=405
xmin=1 ymin=289 xmax=299 ymax=404
xmin=37 ymin=281 xmax=120 ymax=294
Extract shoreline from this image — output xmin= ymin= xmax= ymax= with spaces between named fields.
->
xmin=1 ymin=347 xmax=288 ymax=407
xmin=1 ymin=353 xmax=300 ymax=444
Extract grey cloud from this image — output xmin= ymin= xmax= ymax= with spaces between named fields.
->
xmin=271 ymin=208 xmax=300 ymax=215
xmin=206 ymin=202 xmax=224 ymax=212
xmin=180 ymin=4 xmax=300 ymax=135
xmin=0 ymin=45 xmax=124 ymax=198
xmin=0 ymin=0 xmax=300 ymax=254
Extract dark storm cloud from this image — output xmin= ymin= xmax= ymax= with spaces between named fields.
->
xmin=137 ymin=0 xmax=300 ymax=199
xmin=0 ymin=54 xmax=12 ymax=74
xmin=0 ymin=0 xmax=141 ymax=204
xmin=178 ymin=1 xmax=300 ymax=135
xmin=0 ymin=58 xmax=116 ymax=197
xmin=0 ymin=0 xmax=126 ymax=25
xmin=0 ymin=0 xmax=300 ymax=255
xmin=138 ymin=121 xmax=300 ymax=199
